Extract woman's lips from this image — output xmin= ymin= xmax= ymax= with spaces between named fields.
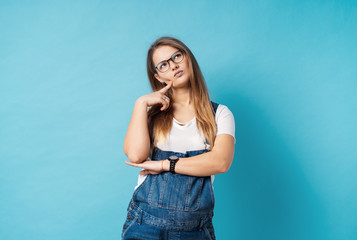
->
xmin=174 ymin=70 xmax=183 ymax=78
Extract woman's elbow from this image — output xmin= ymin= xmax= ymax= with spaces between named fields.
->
xmin=218 ymin=158 xmax=233 ymax=173
xmin=126 ymin=152 xmax=149 ymax=163
xmin=123 ymin=144 xmax=150 ymax=163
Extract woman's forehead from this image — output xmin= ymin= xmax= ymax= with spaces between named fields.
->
xmin=153 ymin=45 xmax=179 ymax=64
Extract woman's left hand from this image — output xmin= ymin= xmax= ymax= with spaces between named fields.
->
xmin=125 ymin=160 xmax=165 ymax=175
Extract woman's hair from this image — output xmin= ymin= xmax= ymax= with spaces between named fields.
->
xmin=146 ymin=36 xmax=216 ymax=149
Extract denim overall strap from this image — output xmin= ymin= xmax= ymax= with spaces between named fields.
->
xmin=210 ymin=101 xmax=219 ymax=116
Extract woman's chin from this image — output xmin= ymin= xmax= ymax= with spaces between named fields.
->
xmin=172 ymin=77 xmax=189 ymax=88
xmin=172 ymin=83 xmax=189 ymax=89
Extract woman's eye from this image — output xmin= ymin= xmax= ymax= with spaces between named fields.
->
xmin=174 ymin=53 xmax=181 ymax=59
xmin=159 ymin=63 xmax=167 ymax=70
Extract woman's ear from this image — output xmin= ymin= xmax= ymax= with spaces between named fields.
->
xmin=154 ymin=73 xmax=165 ymax=85
xmin=154 ymin=73 xmax=160 ymax=81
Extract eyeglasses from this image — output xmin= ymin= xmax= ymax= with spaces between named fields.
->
xmin=154 ymin=50 xmax=184 ymax=73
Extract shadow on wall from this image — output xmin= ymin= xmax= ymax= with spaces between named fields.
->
xmin=212 ymin=84 xmax=330 ymax=240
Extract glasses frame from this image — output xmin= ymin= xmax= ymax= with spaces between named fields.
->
xmin=154 ymin=49 xmax=184 ymax=73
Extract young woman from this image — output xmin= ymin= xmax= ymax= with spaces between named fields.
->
xmin=122 ymin=37 xmax=235 ymax=239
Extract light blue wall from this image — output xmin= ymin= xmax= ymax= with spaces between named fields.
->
xmin=1 ymin=1 xmax=356 ymax=239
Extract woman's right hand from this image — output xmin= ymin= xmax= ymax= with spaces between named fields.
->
xmin=137 ymin=81 xmax=173 ymax=111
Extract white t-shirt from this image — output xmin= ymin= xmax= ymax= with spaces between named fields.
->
xmin=134 ymin=104 xmax=235 ymax=190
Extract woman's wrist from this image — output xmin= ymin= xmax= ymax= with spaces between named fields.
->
xmin=136 ymin=96 xmax=148 ymax=107
xmin=162 ymin=160 xmax=170 ymax=172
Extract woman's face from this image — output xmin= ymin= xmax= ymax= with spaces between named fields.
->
xmin=153 ymin=45 xmax=190 ymax=89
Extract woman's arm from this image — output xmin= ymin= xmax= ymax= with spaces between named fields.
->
xmin=123 ymin=99 xmax=151 ymax=163
xmin=123 ymin=82 xmax=172 ymax=163
xmin=126 ymin=133 xmax=235 ymax=176
xmin=165 ymin=134 xmax=235 ymax=176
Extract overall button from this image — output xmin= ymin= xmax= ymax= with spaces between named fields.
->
xmin=123 ymin=225 xmax=127 ymax=229
xmin=209 ymin=223 xmax=213 ymax=228
xmin=131 ymin=205 xmax=135 ymax=209
xmin=127 ymin=215 xmax=132 ymax=220
xmin=211 ymin=233 xmax=215 ymax=239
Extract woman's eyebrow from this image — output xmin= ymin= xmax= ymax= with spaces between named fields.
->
xmin=160 ymin=51 xmax=178 ymax=63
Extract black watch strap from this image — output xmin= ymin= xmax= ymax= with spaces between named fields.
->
xmin=168 ymin=155 xmax=179 ymax=174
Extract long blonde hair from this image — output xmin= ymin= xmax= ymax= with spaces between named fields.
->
xmin=146 ymin=37 xmax=216 ymax=149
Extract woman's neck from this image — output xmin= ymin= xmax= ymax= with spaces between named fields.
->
xmin=172 ymin=87 xmax=191 ymax=106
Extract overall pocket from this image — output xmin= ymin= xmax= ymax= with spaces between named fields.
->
xmin=202 ymin=219 xmax=216 ymax=240
xmin=121 ymin=208 xmax=138 ymax=239
xmin=148 ymin=172 xmax=204 ymax=211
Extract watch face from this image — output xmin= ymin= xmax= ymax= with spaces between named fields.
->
xmin=168 ymin=155 xmax=179 ymax=161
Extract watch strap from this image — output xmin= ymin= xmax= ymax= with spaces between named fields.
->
xmin=168 ymin=156 xmax=179 ymax=174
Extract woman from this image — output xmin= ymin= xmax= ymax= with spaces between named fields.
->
xmin=122 ymin=36 xmax=235 ymax=239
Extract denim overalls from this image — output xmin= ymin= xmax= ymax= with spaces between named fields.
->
xmin=122 ymin=102 xmax=219 ymax=240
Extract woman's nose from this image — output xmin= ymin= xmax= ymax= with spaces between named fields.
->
xmin=171 ymin=61 xmax=179 ymax=70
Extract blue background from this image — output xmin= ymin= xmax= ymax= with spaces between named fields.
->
xmin=1 ymin=1 xmax=356 ymax=239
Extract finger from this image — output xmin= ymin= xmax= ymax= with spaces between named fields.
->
xmin=139 ymin=170 xmax=148 ymax=175
xmin=125 ymin=161 xmax=139 ymax=167
xmin=164 ymin=99 xmax=170 ymax=110
xmin=161 ymin=100 xmax=170 ymax=111
xmin=162 ymin=95 xmax=170 ymax=103
xmin=160 ymin=99 xmax=168 ymax=111
xmin=158 ymin=81 xmax=173 ymax=94
xmin=162 ymin=95 xmax=171 ymax=106
xmin=162 ymin=99 xmax=170 ymax=110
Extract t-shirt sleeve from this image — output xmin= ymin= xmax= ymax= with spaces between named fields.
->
xmin=215 ymin=104 xmax=236 ymax=143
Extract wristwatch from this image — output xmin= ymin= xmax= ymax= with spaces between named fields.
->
xmin=168 ymin=155 xmax=179 ymax=174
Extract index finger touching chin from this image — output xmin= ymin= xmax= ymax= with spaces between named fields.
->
xmin=159 ymin=81 xmax=173 ymax=93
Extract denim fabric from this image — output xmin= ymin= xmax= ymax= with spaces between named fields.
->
xmin=122 ymin=147 xmax=216 ymax=240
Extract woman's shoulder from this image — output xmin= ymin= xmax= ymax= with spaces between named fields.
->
xmin=210 ymin=101 xmax=233 ymax=117
xmin=212 ymin=102 xmax=236 ymax=141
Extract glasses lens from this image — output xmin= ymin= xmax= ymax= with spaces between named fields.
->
xmin=157 ymin=61 xmax=169 ymax=72
xmin=172 ymin=51 xmax=184 ymax=63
